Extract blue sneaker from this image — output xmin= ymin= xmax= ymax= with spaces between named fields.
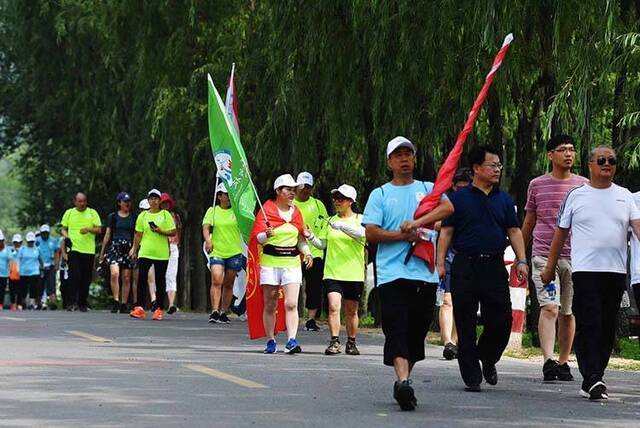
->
xmin=285 ymin=338 xmax=302 ymax=354
xmin=264 ymin=339 xmax=277 ymax=354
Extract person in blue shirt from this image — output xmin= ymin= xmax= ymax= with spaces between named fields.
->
xmin=18 ymin=232 xmax=44 ymax=310
xmin=437 ymin=145 xmax=528 ymax=393
xmin=362 ymin=136 xmax=454 ymax=411
xmin=0 ymin=230 xmax=10 ymax=309
xmin=36 ymin=224 xmax=60 ymax=309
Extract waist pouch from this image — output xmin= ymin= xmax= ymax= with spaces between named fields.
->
xmin=262 ymin=244 xmax=299 ymax=257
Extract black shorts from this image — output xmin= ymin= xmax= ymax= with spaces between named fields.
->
xmin=325 ymin=279 xmax=364 ymax=301
xmin=378 ymin=279 xmax=436 ymax=366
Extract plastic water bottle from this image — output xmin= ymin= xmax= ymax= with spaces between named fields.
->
xmin=546 ymin=282 xmax=557 ymax=302
xmin=436 ymin=280 xmax=445 ymax=306
xmin=417 ymin=227 xmax=437 ymax=242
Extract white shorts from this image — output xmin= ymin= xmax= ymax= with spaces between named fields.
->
xmin=260 ymin=266 xmax=302 ymax=286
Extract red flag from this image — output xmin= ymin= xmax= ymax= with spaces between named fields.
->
xmin=411 ymin=34 xmax=514 ymax=271
xmin=245 ymin=200 xmax=305 ymax=339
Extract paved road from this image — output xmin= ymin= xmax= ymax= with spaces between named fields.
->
xmin=0 ymin=311 xmax=639 ymax=427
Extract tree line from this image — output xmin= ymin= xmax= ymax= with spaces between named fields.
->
xmin=1 ymin=0 xmax=639 ymax=309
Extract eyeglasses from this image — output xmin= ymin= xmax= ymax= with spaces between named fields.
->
xmin=481 ymin=163 xmax=503 ymax=170
xmin=594 ymin=156 xmax=617 ymax=166
xmin=552 ymin=146 xmax=576 ymax=153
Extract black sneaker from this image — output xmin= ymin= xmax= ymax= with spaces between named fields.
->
xmin=325 ymin=338 xmax=341 ymax=355
xmin=394 ymin=380 xmax=417 ymax=411
xmin=219 ymin=312 xmax=231 ymax=324
xmin=167 ymin=305 xmax=177 ymax=315
xmin=345 ymin=339 xmax=360 ymax=356
xmin=465 ymin=384 xmax=481 ymax=392
xmin=443 ymin=342 xmax=458 ymax=360
xmin=482 ymin=363 xmax=498 ymax=385
xmin=119 ymin=303 xmax=129 ymax=314
xmin=305 ymin=319 xmax=320 ymax=331
xmin=111 ymin=301 xmax=120 ymax=313
xmin=580 ymin=381 xmax=608 ymax=400
xmin=78 ymin=305 xmax=88 ymax=312
xmin=543 ymin=358 xmax=560 ymax=382
xmin=49 ymin=302 xmax=57 ymax=310
xmin=208 ymin=311 xmax=220 ymax=323
xmin=556 ymin=362 xmax=574 ymax=381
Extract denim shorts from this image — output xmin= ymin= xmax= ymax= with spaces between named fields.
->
xmin=209 ymin=254 xmax=245 ymax=272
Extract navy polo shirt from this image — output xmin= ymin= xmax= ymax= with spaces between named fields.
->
xmin=442 ymin=184 xmax=519 ymax=255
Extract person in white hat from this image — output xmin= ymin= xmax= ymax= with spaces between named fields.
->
xmin=257 ymin=173 xmax=313 ymax=354
xmin=36 ymin=224 xmax=61 ymax=310
xmin=202 ymin=182 xmax=244 ymax=324
xmin=8 ymin=234 xmax=23 ymax=310
xmin=18 ymin=232 xmax=43 ymax=310
xmin=0 ymin=230 xmax=10 ymax=310
xmin=293 ymin=171 xmax=329 ymax=332
xmin=129 ymin=188 xmax=176 ymax=321
xmin=307 ymin=184 xmax=366 ymax=356
xmin=362 ymin=136 xmax=454 ymax=411
xmin=60 ymin=192 xmax=102 ymax=311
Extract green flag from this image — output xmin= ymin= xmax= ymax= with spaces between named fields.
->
xmin=207 ymin=74 xmax=256 ymax=242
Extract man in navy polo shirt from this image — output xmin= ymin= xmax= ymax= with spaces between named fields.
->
xmin=437 ymin=145 xmax=528 ymax=392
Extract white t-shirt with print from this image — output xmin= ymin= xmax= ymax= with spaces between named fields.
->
xmin=558 ymin=183 xmax=640 ymax=274
xmin=630 ymin=192 xmax=640 ymax=285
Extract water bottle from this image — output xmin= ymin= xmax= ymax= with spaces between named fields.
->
xmin=417 ymin=227 xmax=437 ymax=242
xmin=546 ymin=282 xmax=557 ymax=302
xmin=436 ymin=280 xmax=445 ymax=306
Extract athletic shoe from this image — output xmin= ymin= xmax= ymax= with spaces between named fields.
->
xmin=0 ymin=304 xmax=3 ymax=310
xmin=394 ymin=379 xmax=417 ymax=411
xmin=557 ymin=362 xmax=574 ymax=381
xmin=325 ymin=338 xmax=341 ymax=355
xmin=208 ymin=311 xmax=220 ymax=323
xmin=284 ymin=338 xmax=302 ymax=354
xmin=27 ymin=304 xmax=36 ymax=310
xmin=264 ymin=339 xmax=277 ymax=354
xmin=152 ymin=308 xmax=163 ymax=321
xmin=9 ymin=304 xmax=16 ymax=311
xmin=238 ymin=313 xmax=247 ymax=321
xmin=17 ymin=305 xmax=23 ymax=311
xmin=443 ymin=342 xmax=457 ymax=360
xmin=465 ymin=384 xmax=481 ymax=392
xmin=543 ymin=358 xmax=559 ymax=382
xmin=119 ymin=303 xmax=129 ymax=314
xmin=482 ymin=363 xmax=498 ymax=385
xmin=345 ymin=339 xmax=360 ymax=356
xmin=305 ymin=319 xmax=320 ymax=331
xmin=130 ymin=306 xmax=145 ymax=319
xmin=111 ymin=301 xmax=119 ymax=313
xmin=78 ymin=305 xmax=88 ymax=312
xmin=167 ymin=305 xmax=177 ymax=315
xmin=580 ymin=381 xmax=608 ymax=400
xmin=48 ymin=302 xmax=57 ymax=310
xmin=219 ymin=312 xmax=231 ymax=324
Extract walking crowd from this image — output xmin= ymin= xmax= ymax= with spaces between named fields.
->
xmin=1 ymin=135 xmax=639 ymax=411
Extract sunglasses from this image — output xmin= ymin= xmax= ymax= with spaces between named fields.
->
xmin=332 ymin=195 xmax=348 ymax=202
xmin=595 ymin=156 xmax=617 ymax=166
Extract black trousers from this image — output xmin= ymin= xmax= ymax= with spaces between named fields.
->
xmin=451 ymin=254 xmax=511 ymax=386
xmin=137 ymin=258 xmax=168 ymax=310
xmin=632 ymin=283 xmax=640 ymax=317
xmin=303 ymin=258 xmax=324 ymax=312
xmin=0 ymin=277 xmax=6 ymax=306
xmin=68 ymin=252 xmax=95 ymax=308
xmin=60 ymin=269 xmax=70 ymax=308
xmin=572 ymin=272 xmax=626 ymax=389
xmin=22 ymin=275 xmax=41 ymax=302
xmin=9 ymin=279 xmax=25 ymax=306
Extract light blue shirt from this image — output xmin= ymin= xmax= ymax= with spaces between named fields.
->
xmin=0 ymin=247 xmax=11 ymax=277
xmin=362 ymin=180 xmax=443 ymax=286
xmin=18 ymin=246 xmax=41 ymax=276
xmin=37 ymin=236 xmax=59 ymax=267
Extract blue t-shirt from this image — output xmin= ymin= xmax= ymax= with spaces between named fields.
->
xmin=0 ymin=247 xmax=11 ymax=277
xmin=362 ymin=180 xmax=442 ymax=286
xmin=36 ymin=236 xmax=60 ymax=267
xmin=18 ymin=246 xmax=41 ymax=276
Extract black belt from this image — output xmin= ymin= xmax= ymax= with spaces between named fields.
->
xmin=262 ymin=244 xmax=299 ymax=257
xmin=457 ymin=252 xmax=502 ymax=260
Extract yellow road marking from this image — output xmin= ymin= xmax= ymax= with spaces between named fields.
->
xmin=66 ymin=330 xmax=112 ymax=343
xmin=183 ymin=364 xmax=268 ymax=389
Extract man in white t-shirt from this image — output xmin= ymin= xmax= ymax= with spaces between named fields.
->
xmin=631 ymin=192 xmax=640 ymax=312
xmin=541 ymin=146 xmax=640 ymax=400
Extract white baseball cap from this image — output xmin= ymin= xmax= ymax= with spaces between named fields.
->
xmin=26 ymin=232 xmax=36 ymax=242
xmin=147 ymin=188 xmax=161 ymax=198
xmin=331 ymin=184 xmax=358 ymax=201
xmin=296 ymin=172 xmax=314 ymax=187
xmin=12 ymin=234 xmax=22 ymax=243
xmin=216 ymin=183 xmax=228 ymax=194
xmin=386 ymin=136 xmax=416 ymax=158
xmin=138 ymin=199 xmax=150 ymax=210
xmin=273 ymin=174 xmax=297 ymax=190
xmin=0 ymin=230 xmax=4 ymax=240
xmin=40 ymin=224 xmax=50 ymax=233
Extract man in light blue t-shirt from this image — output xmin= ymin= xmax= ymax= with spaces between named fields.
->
xmin=363 ymin=136 xmax=453 ymax=411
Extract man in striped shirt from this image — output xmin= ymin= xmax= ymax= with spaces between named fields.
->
xmin=521 ymin=135 xmax=588 ymax=382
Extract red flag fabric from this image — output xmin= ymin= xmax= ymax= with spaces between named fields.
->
xmin=245 ymin=200 xmax=305 ymax=339
xmin=411 ymin=34 xmax=514 ymax=271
